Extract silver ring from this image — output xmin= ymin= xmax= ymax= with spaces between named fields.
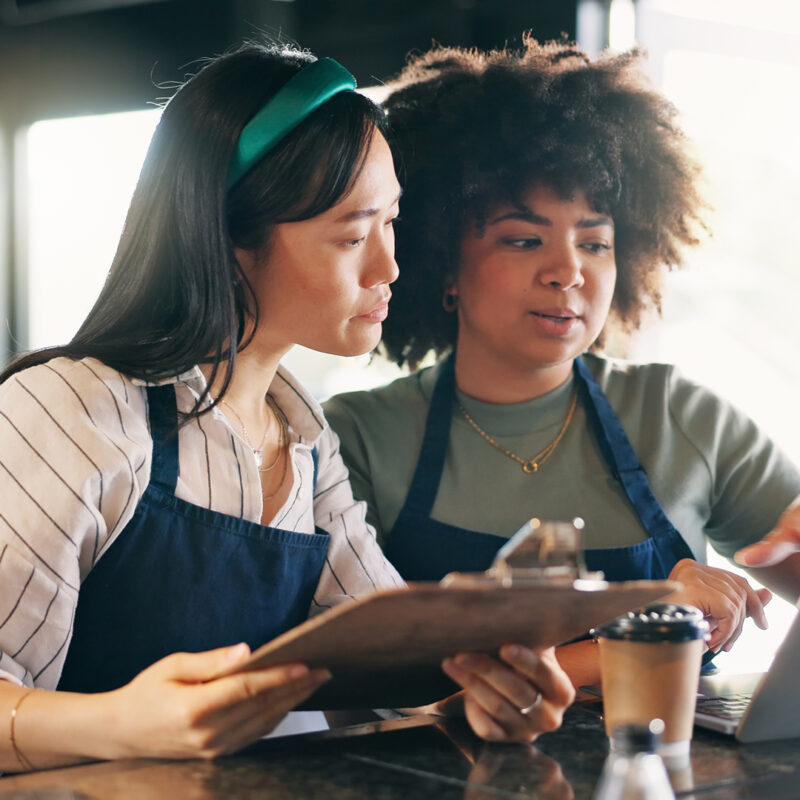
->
xmin=520 ymin=700 xmax=538 ymax=716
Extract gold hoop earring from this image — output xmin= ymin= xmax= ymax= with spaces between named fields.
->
xmin=442 ymin=290 xmax=458 ymax=312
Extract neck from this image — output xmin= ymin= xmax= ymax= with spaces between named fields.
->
xmin=202 ymin=342 xmax=289 ymax=413
xmin=453 ymin=345 xmax=575 ymax=404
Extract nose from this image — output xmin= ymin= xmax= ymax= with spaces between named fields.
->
xmin=537 ymin=241 xmax=585 ymax=290
xmin=363 ymin=234 xmax=399 ymax=287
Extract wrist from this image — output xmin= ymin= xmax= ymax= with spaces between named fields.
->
xmin=555 ymin=640 xmax=601 ymax=690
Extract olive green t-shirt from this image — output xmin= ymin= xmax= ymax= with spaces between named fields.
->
xmin=323 ymin=354 xmax=800 ymax=563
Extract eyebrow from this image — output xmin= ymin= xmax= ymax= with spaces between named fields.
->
xmin=489 ymin=210 xmax=613 ymax=228
xmin=334 ymin=189 xmax=403 ymax=223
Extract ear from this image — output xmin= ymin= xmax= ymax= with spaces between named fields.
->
xmin=233 ymin=246 xmax=259 ymax=277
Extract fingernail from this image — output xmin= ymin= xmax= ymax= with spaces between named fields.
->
xmin=310 ymin=668 xmax=332 ymax=684
xmin=288 ymin=664 xmax=310 ymax=680
xmin=455 ymin=653 xmax=479 ymax=669
xmin=442 ymin=657 xmax=464 ymax=677
xmin=503 ymin=644 xmax=523 ymax=659
xmin=228 ymin=642 xmax=251 ymax=662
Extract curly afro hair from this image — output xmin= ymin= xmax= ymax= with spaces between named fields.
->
xmin=380 ymin=36 xmax=707 ymax=368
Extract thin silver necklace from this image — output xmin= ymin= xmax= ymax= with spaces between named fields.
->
xmin=220 ymin=396 xmax=273 ymax=468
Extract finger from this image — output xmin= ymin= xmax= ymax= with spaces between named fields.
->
xmin=442 ymin=656 xmax=524 ymax=735
xmin=152 ymin=643 xmax=252 ymax=684
xmin=198 ymin=665 xmax=331 ymax=717
xmin=447 ymin=652 xmax=539 ymax=713
xmin=499 ymin=645 xmax=575 ymax=709
xmin=719 ymin=611 xmax=747 ymax=652
xmin=705 ymin=589 xmax=741 ymax=651
xmin=711 ymin=572 xmax=762 ymax=648
xmin=461 ymin=694 xmax=509 ymax=742
xmin=744 ymin=583 xmax=771 ymax=630
xmin=442 ymin=653 xmax=567 ymax=742
xmin=202 ymin=673 xmax=331 ymax=755
xmin=735 ymin=538 xmax=799 ymax=568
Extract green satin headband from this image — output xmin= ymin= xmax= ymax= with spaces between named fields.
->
xmin=227 ymin=57 xmax=357 ymax=188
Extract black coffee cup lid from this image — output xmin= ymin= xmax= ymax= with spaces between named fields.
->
xmin=591 ymin=602 xmax=710 ymax=642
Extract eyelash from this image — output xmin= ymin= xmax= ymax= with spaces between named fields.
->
xmin=582 ymin=242 xmax=612 ymax=254
xmin=502 ymin=237 xmax=541 ymax=250
xmin=341 ymin=217 xmax=400 ymax=249
xmin=500 ymin=238 xmax=612 ymax=254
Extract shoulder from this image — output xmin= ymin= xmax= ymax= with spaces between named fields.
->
xmin=581 ymin=352 xmax=714 ymax=421
xmin=324 ymin=366 xmax=433 ymax=427
xmin=582 ymin=352 xmax=775 ymax=456
xmin=581 ymin=352 xmax=676 ymax=397
xmin=1 ymin=357 xmax=148 ymax=427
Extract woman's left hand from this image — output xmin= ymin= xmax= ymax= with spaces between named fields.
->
xmin=666 ymin=559 xmax=771 ymax=652
xmin=439 ymin=645 xmax=575 ymax=743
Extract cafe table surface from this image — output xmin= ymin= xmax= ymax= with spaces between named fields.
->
xmin=1 ymin=696 xmax=799 ymax=800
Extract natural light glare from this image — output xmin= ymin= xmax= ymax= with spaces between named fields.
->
xmin=608 ymin=0 xmax=636 ymax=52
xmin=647 ymin=0 xmax=800 ymax=36
xmin=633 ymin=50 xmax=800 ymax=465
xmin=26 ymin=108 xmax=160 ymax=349
xmin=631 ymin=8 xmax=800 ymax=673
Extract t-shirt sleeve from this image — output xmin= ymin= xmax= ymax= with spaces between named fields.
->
xmin=667 ymin=368 xmax=800 ymax=559
xmin=0 ymin=360 xmax=149 ymax=688
xmin=311 ymin=424 xmax=405 ymax=610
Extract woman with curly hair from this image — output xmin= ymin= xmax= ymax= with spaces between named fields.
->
xmin=324 ymin=38 xmax=800 ymax=688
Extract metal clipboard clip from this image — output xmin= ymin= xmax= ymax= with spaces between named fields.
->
xmin=440 ymin=517 xmax=606 ymax=589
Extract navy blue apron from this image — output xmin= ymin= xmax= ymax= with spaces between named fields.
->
xmin=385 ymin=352 xmax=696 ymax=584
xmin=58 ymin=384 xmax=330 ymax=693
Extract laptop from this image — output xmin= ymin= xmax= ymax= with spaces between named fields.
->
xmin=583 ymin=609 xmax=800 ymax=743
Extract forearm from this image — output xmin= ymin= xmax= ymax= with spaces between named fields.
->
xmin=0 ymin=681 xmax=121 ymax=773
xmin=554 ymin=640 xmax=600 ymax=690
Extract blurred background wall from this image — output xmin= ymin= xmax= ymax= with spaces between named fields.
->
xmin=0 ymin=0 xmax=579 ymax=361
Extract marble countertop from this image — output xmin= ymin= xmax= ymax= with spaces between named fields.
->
xmin=2 ymin=700 xmax=799 ymax=799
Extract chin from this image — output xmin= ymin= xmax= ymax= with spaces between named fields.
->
xmin=306 ymin=331 xmax=382 ymax=359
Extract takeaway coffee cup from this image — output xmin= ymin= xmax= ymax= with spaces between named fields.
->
xmin=592 ymin=603 xmax=710 ymax=764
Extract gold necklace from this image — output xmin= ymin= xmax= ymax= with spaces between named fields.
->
xmin=260 ymin=401 xmax=290 ymax=502
xmin=457 ymin=391 xmax=578 ymax=474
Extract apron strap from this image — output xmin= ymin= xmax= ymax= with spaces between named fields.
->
xmin=145 ymin=385 xmax=180 ymax=493
xmin=574 ymin=356 xmax=690 ymax=570
xmin=402 ymin=352 xmax=457 ymax=517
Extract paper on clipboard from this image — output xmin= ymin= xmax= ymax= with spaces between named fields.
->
xmin=231 ymin=577 xmax=678 ymax=708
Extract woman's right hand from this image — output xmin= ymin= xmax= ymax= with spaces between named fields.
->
xmin=666 ymin=559 xmax=771 ymax=652
xmin=106 ymin=643 xmax=330 ymax=760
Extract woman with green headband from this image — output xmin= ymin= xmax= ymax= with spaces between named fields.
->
xmin=0 ymin=42 xmax=574 ymax=771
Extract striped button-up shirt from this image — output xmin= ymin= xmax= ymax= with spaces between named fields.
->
xmin=0 ymin=356 xmax=403 ymax=689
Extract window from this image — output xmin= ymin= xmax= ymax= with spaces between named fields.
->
xmin=23 ymin=107 xmax=405 ymax=395
xmin=623 ymin=0 xmax=800 ymax=672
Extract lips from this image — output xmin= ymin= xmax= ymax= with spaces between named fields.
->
xmin=530 ymin=307 xmax=579 ymax=321
xmin=356 ymin=293 xmax=391 ymax=321
xmin=527 ymin=307 xmax=581 ymax=336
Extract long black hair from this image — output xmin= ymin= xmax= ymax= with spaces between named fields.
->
xmin=2 ymin=41 xmax=387 ymax=414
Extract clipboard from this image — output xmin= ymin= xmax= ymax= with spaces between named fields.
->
xmin=231 ymin=577 xmax=678 ymax=708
